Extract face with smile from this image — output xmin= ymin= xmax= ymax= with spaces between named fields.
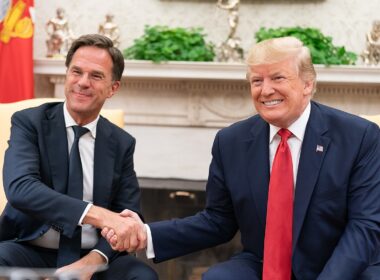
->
xmin=248 ymin=56 xmax=313 ymax=128
xmin=64 ymin=46 xmax=120 ymax=125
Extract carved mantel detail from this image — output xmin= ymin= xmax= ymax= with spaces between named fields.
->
xmin=35 ymin=59 xmax=380 ymax=128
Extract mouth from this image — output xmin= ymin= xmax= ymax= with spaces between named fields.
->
xmin=262 ymin=99 xmax=283 ymax=106
xmin=73 ymin=90 xmax=92 ymax=98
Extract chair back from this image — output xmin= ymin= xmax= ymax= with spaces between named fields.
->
xmin=360 ymin=114 xmax=380 ymax=126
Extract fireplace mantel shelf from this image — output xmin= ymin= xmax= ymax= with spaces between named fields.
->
xmin=34 ymin=58 xmax=380 ymax=84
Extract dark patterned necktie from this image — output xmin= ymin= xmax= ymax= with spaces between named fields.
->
xmin=57 ymin=125 xmax=89 ymax=267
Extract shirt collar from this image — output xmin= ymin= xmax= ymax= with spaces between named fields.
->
xmin=63 ymin=102 xmax=98 ymax=138
xmin=269 ymin=102 xmax=311 ymax=143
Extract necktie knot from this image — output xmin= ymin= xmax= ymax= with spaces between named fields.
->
xmin=278 ymin=128 xmax=292 ymax=141
xmin=72 ymin=125 xmax=89 ymax=140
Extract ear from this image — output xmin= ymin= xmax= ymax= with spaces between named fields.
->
xmin=108 ymin=81 xmax=120 ymax=98
xmin=303 ymin=79 xmax=314 ymax=96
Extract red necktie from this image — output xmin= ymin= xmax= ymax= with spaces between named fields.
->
xmin=263 ymin=128 xmax=293 ymax=280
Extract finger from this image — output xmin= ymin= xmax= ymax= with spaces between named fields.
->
xmin=110 ymin=240 xmax=119 ymax=251
xmin=137 ymin=227 xmax=147 ymax=250
xmin=126 ymin=238 xmax=139 ymax=252
xmin=120 ymin=232 xmax=130 ymax=252
xmin=101 ymin=227 xmax=109 ymax=238
xmin=137 ymin=226 xmax=146 ymax=242
xmin=128 ymin=233 xmax=138 ymax=252
xmin=110 ymin=235 xmax=117 ymax=246
xmin=136 ymin=237 xmax=146 ymax=251
xmin=106 ymin=229 xmax=115 ymax=240
xmin=124 ymin=223 xmax=137 ymax=252
xmin=128 ymin=221 xmax=144 ymax=252
xmin=114 ymin=228 xmax=129 ymax=251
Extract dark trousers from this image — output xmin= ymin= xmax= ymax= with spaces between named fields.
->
xmin=201 ymin=251 xmax=380 ymax=280
xmin=0 ymin=241 xmax=158 ymax=280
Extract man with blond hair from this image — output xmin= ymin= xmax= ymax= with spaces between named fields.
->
xmin=103 ymin=37 xmax=380 ymax=280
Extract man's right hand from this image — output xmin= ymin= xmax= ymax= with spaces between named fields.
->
xmin=83 ymin=206 xmax=147 ymax=252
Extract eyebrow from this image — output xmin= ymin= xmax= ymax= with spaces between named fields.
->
xmin=269 ymin=71 xmax=285 ymax=76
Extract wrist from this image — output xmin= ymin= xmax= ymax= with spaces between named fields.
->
xmin=82 ymin=205 xmax=109 ymax=229
xmin=83 ymin=251 xmax=107 ymax=266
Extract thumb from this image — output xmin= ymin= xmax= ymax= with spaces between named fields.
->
xmin=119 ymin=209 xmax=136 ymax=218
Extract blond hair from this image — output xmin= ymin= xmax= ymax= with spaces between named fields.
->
xmin=246 ymin=37 xmax=317 ymax=94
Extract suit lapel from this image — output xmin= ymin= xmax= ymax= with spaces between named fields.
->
xmin=93 ymin=117 xmax=116 ymax=207
xmin=292 ymin=102 xmax=330 ymax=251
xmin=43 ymin=103 xmax=69 ymax=194
xmin=247 ymin=117 xmax=270 ymax=230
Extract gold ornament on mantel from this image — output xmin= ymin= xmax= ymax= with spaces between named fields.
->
xmin=216 ymin=0 xmax=244 ymax=63
xmin=98 ymin=14 xmax=120 ymax=48
xmin=45 ymin=8 xmax=75 ymax=58
xmin=361 ymin=20 xmax=380 ymax=66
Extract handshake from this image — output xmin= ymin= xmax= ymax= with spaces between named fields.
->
xmin=84 ymin=206 xmax=147 ymax=253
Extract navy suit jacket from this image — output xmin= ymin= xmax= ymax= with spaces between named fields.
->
xmin=149 ymin=101 xmax=380 ymax=279
xmin=0 ymin=102 xmax=141 ymax=260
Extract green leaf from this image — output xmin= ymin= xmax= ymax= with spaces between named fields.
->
xmin=124 ymin=25 xmax=215 ymax=62
xmin=254 ymin=26 xmax=357 ymax=65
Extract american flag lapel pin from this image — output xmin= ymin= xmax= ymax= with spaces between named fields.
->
xmin=316 ymin=145 xmax=324 ymax=153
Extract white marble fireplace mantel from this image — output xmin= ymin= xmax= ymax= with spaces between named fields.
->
xmin=34 ymin=58 xmax=380 ymax=128
xmin=34 ymin=59 xmax=380 ymax=182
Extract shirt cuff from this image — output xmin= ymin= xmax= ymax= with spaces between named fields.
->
xmin=91 ymin=249 xmax=109 ymax=264
xmin=145 ymin=224 xmax=155 ymax=259
xmin=79 ymin=203 xmax=92 ymax=225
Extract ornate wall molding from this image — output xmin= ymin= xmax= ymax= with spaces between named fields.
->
xmin=35 ymin=59 xmax=380 ymax=128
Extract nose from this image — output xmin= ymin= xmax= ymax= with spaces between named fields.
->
xmin=261 ymin=80 xmax=275 ymax=96
xmin=77 ymin=73 xmax=90 ymax=88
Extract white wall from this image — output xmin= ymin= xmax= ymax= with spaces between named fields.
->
xmin=34 ymin=0 xmax=380 ymax=62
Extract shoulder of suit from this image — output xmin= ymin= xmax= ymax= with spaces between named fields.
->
xmin=216 ymin=114 xmax=262 ymax=142
xmin=12 ymin=101 xmax=62 ymax=122
xmin=221 ymin=114 xmax=261 ymax=132
xmin=312 ymin=101 xmax=379 ymax=136
xmin=313 ymin=101 xmax=373 ymax=126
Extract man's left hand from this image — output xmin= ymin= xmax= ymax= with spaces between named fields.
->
xmin=56 ymin=251 xmax=106 ymax=280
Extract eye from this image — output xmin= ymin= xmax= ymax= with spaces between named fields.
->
xmin=71 ymin=69 xmax=81 ymax=76
xmin=92 ymin=74 xmax=103 ymax=81
xmin=90 ymin=72 xmax=105 ymax=81
xmin=250 ymin=79 xmax=262 ymax=87
xmin=273 ymin=76 xmax=285 ymax=82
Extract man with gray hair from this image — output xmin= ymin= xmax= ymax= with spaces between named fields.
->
xmin=103 ymin=37 xmax=380 ymax=280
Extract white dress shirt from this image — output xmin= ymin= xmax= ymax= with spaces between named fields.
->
xmin=145 ymin=103 xmax=311 ymax=259
xmin=30 ymin=102 xmax=107 ymax=261
xmin=269 ymin=102 xmax=311 ymax=186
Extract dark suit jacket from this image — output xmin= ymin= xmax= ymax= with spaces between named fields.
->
xmin=0 ymin=102 xmax=141 ymax=260
xmin=149 ymin=101 xmax=380 ymax=279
